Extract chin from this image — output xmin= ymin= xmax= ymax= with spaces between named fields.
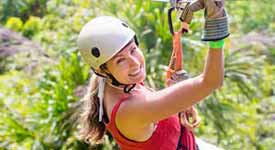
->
xmin=126 ymin=75 xmax=145 ymax=85
xmin=134 ymin=73 xmax=146 ymax=84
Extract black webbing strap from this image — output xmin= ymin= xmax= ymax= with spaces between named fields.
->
xmin=176 ymin=113 xmax=187 ymax=150
xmin=176 ymin=113 xmax=199 ymax=150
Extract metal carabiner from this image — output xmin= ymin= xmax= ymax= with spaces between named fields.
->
xmin=168 ymin=7 xmax=176 ymax=35
xmin=168 ymin=0 xmax=192 ymax=35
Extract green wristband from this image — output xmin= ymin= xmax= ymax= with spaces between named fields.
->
xmin=209 ymin=39 xmax=225 ymax=49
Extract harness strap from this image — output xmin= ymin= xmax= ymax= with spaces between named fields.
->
xmin=166 ymin=23 xmax=184 ymax=84
xmin=166 ymin=22 xmax=197 ymax=150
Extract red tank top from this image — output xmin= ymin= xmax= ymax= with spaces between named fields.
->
xmin=105 ymin=95 xmax=197 ymax=150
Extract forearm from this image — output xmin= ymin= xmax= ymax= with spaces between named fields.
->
xmin=202 ymin=47 xmax=224 ymax=89
xmin=145 ymin=49 xmax=224 ymax=122
xmin=136 ymin=47 xmax=224 ymax=124
xmin=145 ymin=74 xmax=213 ymax=121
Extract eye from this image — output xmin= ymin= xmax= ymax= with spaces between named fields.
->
xmin=130 ymin=47 xmax=136 ymax=54
xmin=117 ymin=58 xmax=125 ymax=64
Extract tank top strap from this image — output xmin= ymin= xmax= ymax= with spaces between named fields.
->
xmin=106 ymin=82 xmax=144 ymax=126
xmin=109 ymin=94 xmax=129 ymax=124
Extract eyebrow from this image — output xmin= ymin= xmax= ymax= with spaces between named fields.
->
xmin=114 ymin=44 xmax=135 ymax=58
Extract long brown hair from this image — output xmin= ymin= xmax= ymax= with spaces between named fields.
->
xmin=79 ymin=73 xmax=106 ymax=144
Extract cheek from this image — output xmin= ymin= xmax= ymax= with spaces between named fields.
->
xmin=136 ymin=50 xmax=145 ymax=64
xmin=111 ymin=65 xmax=130 ymax=81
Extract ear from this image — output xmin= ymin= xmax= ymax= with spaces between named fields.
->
xmin=98 ymin=64 xmax=112 ymax=75
xmin=89 ymin=66 xmax=106 ymax=78
xmin=93 ymin=68 xmax=105 ymax=76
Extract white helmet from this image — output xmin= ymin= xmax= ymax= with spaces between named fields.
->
xmin=77 ymin=16 xmax=135 ymax=69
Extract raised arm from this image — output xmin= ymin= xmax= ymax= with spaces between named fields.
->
xmin=118 ymin=0 xmax=229 ymax=126
xmin=143 ymin=47 xmax=224 ymax=123
xmin=119 ymin=46 xmax=226 ymax=127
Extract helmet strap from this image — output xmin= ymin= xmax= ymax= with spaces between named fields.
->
xmin=91 ymin=67 xmax=137 ymax=93
xmin=90 ymin=67 xmax=107 ymax=78
xmin=105 ymin=72 xmax=136 ymax=93
xmin=124 ymin=84 xmax=136 ymax=93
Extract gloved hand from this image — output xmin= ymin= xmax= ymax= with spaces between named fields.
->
xmin=181 ymin=0 xmax=229 ymax=41
xmin=179 ymin=1 xmax=203 ymax=24
xmin=166 ymin=70 xmax=189 ymax=86
xmin=179 ymin=106 xmax=201 ymax=131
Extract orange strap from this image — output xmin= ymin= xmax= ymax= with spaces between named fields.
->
xmin=166 ymin=23 xmax=186 ymax=83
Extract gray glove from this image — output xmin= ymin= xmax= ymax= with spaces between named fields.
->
xmin=181 ymin=0 xmax=229 ymax=41
xmin=179 ymin=1 xmax=203 ymax=24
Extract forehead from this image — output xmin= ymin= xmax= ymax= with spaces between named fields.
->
xmin=114 ymin=39 xmax=135 ymax=57
xmin=106 ymin=39 xmax=136 ymax=66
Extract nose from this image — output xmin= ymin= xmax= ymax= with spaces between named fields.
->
xmin=128 ymin=55 xmax=140 ymax=67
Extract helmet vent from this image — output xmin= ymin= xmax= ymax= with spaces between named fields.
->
xmin=91 ymin=47 xmax=100 ymax=58
xmin=121 ymin=22 xmax=128 ymax=28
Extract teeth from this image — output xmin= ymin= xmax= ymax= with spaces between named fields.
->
xmin=130 ymin=66 xmax=141 ymax=76
xmin=131 ymin=69 xmax=140 ymax=75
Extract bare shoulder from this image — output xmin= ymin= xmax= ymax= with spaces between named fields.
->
xmin=116 ymin=86 xmax=153 ymax=126
xmin=115 ymin=87 xmax=155 ymax=141
xmin=103 ymin=84 xmax=152 ymax=125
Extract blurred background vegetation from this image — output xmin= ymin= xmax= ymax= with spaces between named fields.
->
xmin=0 ymin=0 xmax=274 ymax=150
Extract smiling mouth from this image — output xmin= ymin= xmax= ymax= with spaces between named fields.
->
xmin=129 ymin=66 xmax=142 ymax=76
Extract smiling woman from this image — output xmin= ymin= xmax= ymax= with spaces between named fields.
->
xmin=77 ymin=0 xmax=228 ymax=148
xmin=105 ymin=40 xmax=146 ymax=85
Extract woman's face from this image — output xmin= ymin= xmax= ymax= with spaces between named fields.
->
xmin=105 ymin=40 xmax=146 ymax=84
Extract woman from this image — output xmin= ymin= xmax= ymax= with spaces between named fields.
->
xmin=77 ymin=0 xmax=229 ymax=149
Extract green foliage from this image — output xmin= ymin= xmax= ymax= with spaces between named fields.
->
xmin=0 ymin=71 xmax=37 ymax=149
xmin=227 ymin=0 xmax=275 ymax=33
xmin=22 ymin=16 xmax=41 ymax=38
xmin=0 ymin=56 xmax=11 ymax=74
xmin=33 ymin=52 xmax=89 ymax=149
xmin=0 ymin=52 xmax=89 ymax=149
xmin=0 ymin=0 xmax=47 ymax=22
xmin=5 ymin=17 xmax=23 ymax=32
